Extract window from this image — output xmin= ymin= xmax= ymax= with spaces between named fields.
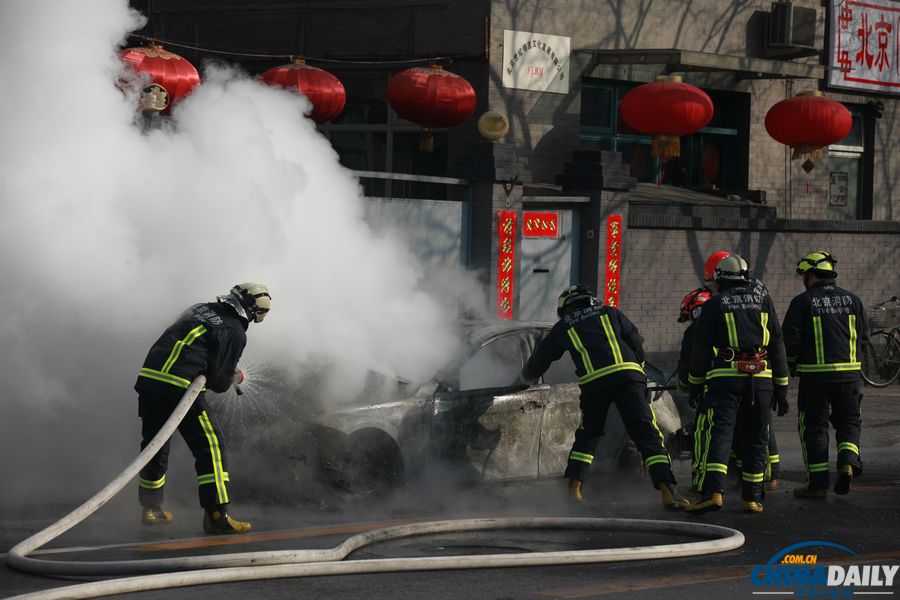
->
xmin=827 ymin=107 xmax=873 ymax=220
xmin=319 ymin=69 xmax=450 ymax=200
xmin=458 ymin=336 xmax=524 ymax=391
xmin=580 ymin=79 xmax=750 ymax=192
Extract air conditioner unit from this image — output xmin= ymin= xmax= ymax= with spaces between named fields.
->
xmin=764 ymin=1 xmax=819 ymax=58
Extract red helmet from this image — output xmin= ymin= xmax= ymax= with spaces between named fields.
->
xmin=704 ymin=250 xmax=732 ymax=282
xmin=678 ymin=287 xmax=713 ymax=323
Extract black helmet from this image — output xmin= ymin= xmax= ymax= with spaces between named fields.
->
xmin=217 ymin=283 xmax=271 ymax=323
xmin=557 ymin=284 xmax=597 ymax=318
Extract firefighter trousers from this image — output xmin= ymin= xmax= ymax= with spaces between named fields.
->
xmin=695 ymin=378 xmax=772 ymax=502
xmin=138 ymin=392 xmax=231 ymax=510
xmin=564 ymin=379 xmax=676 ymax=488
xmin=798 ymin=378 xmax=863 ymax=490
xmin=692 ymin=412 xmax=779 ymax=489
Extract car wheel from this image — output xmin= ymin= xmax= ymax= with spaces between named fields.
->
xmin=342 ymin=429 xmax=404 ymax=497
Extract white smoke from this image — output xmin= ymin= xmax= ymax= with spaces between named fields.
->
xmin=0 ymin=0 xmax=480 ymax=509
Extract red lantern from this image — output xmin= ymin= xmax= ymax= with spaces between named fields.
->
xmin=618 ymin=75 xmax=714 ymax=160
xmin=765 ymin=91 xmax=852 ymax=160
xmin=120 ymin=45 xmax=201 ymax=113
xmin=260 ymin=59 xmax=346 ymax=123
xmin=386 ymin=65 xmax=476 ymax=151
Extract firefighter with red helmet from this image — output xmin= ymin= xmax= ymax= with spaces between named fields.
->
xmin=686 ymin=254 xmax=790 ymax=515
xmin=135 ymin=283 xmax=271 ymax=534
xmin=515 ymin=285 xmax=689 ymax=511
xmin=676 ymin=286 xmax=713 ymax=491
xmin=783 ymin=252 xmax=868 ymax=498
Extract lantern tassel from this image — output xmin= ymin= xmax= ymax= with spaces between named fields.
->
xmin=651 ymin=135 xmax=680 ymax=160
xmin=419 ymin=128 xmax=434 ymax=153
xmin=791 ymin=145 xmax=825 ymax=161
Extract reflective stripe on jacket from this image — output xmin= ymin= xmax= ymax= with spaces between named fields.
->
xmin=135 ymin=302 xmax=247 ymax=395
xmin=782 ymin=279 xmax=868 ymax=381
xmin=521 ymin=304 xmax=646 ymax=387
xmin=688 ymin=283 xmax=790 ymax=390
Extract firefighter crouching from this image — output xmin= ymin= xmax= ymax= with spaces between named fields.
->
xmin=514 ymin=285 xmax=689 ymax=510
xmin=135 ymin=283 xmax=271 ymax=534
xmin=686 ymin=254 xmax=790 ymax=515
xmin=783 ymin=252 xmax=868 ymax=498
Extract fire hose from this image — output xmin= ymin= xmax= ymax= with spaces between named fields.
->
xmin=5 ymin=376 xmax=746 ymax=600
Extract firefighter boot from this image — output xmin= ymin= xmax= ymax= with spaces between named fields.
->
xmin=660 ymin=482 xmax=690 ymax=510
xmin=764 ymin=479 xmax=779 ymax=492
xmin=686 ymin=492 xmax=723 ymax=515
xmin=568 ymin=479 xmax=584 ymax=502
xmin=743 ymin=501 xmax=764 ymax=514
xmin=834 ymin=464 xmax=853 ymax=495
xmin=793 ymin=486 xmax=827 ymax=499
xmin=141 ymin=507 xmax=173 ymax=525
xmin=203 ymin=508 xmax=252 ymax=535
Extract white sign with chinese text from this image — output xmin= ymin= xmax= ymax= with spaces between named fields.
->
xmin=502 ymin=30 xmax=570 ymax=94
xmin=829 ymin=172 xmax=849 ymax=206
xmin=829 ymin=0 xmax=900 ymax=94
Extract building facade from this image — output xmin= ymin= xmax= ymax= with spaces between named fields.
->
xmin=133 ymin=0 xmax=900 ymax=368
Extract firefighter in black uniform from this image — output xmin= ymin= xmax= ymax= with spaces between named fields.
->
xmin=515 ymin=285 xmax=689 ymax=510
xmin=686 ymin=254 xmax=790 ymax=515
xmin=675 ymin=286 xmax=713 ymax=491
xmin=783 ymin=252 xmax=867 ymax=498
xmin=135 ymin=283 xmax=271 ymax=534
xmin=702 ymin=252 xmax=782 ymax=491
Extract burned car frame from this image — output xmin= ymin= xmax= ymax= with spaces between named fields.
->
xmin=306 ymin=321 xmax=687 ymax=495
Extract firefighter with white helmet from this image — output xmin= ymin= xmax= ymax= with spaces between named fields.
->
xmin=134 ymin=283 xmax=271 ymax=534
xmin=686 ymin=254 xmax=789 ymax=515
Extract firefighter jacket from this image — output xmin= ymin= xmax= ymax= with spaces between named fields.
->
xmin=688 ymin=283 xmax=790 ymax=391
xmin=135 ymin=302 xmax=247 ymax=396
xmin=520 ymin=304 xmax=646 ymax=388
xmin=781 ymin=279 xmax=868 ymax=382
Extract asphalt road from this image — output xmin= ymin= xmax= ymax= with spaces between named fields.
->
xmin=2 ymin=386 xmax=898 ymax=600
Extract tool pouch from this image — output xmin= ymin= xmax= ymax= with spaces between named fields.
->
xmin=736 ymin=359 xmax=766 ymax=374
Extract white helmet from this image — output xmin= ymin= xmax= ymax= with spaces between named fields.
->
xmin=218 ymin=283 xmax=271 ymax=323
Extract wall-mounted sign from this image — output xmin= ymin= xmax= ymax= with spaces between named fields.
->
xmin=522 ymin=211 xmax=559 ymax=238
xmin=502 ymin=30 xmax=570 ymax=94
xmin=604 ymin=215 xmax=622 ymax=308
xmin=829 ymin=172 xmax=849 ymax=206
xmin=496 ymin=210 xmax=517 ymax=320
xmin=828 ymin=0 xmax=900 ymax=95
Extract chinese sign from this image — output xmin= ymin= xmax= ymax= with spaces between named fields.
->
xmin=496 ymin=210 xmax=517 ymax=320
xmin=829 ymin=0 xmax=900 ymax=94
xmin=604 ymin=215 xmax=622 ymax=308
xmin=502 ymin=30 xmax=570 ymax=94
xmin=522 ymin=211 xmax=559 ymax=238
xmin=830 ymin=172 xmax=849 ymax=206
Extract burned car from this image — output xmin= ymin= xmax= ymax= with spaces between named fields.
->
xmin=304 ymin=321 xmax=688 ymax=495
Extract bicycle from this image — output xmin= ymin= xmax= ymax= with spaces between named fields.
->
xmin=861 ymin=296 xmax=900 ymax=387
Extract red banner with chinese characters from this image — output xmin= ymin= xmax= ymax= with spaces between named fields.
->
xmin=604 ymin=215 xmax=622 ymax=307
xmin=522 ymin=211 xmax=559 ymax=238
xmin=496 ymin=210 xmax=517 ymax=320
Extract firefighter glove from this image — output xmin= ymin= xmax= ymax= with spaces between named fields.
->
xmin=772 ymin=386 xmax=789 ymax=416
xmin=689 ymin=384 xmax=704 ymax=409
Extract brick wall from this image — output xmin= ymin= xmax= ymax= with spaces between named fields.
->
xmin=621 ymin=226 xmax=900 ymax=371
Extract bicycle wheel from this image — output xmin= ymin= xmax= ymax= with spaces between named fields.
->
xmin=861 ymin=331 xmax=900 ymax=387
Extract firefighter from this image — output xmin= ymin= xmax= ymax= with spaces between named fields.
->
xmin=514 ymin=285 xmax=688 ymax=510
xmin=135 ymin=283 xmax=271 ymax=534
xmin=687 ymin=254 xmax=790 ymax=515
xmin=783 ymin=252 xmax=867 ymax=498
xmin=675 ymin=286 xmax=713 ymax=491
xmin=703 ymin=251 xmax=782 ymax=491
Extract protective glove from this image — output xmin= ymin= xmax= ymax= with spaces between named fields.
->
xmin=689 ymin=384 xmax=704 ymax=409
xmin=233 ymin=369 xmax=245 ymax=396
xmin=772 ymin=386 xmax=789 ymax=416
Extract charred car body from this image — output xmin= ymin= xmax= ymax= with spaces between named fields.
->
xmin=303 ymin=321 xmax=689 ymax=495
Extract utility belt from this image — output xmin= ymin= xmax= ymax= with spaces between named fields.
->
xmin=719 ymin=347 xmax=768 ymax=374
